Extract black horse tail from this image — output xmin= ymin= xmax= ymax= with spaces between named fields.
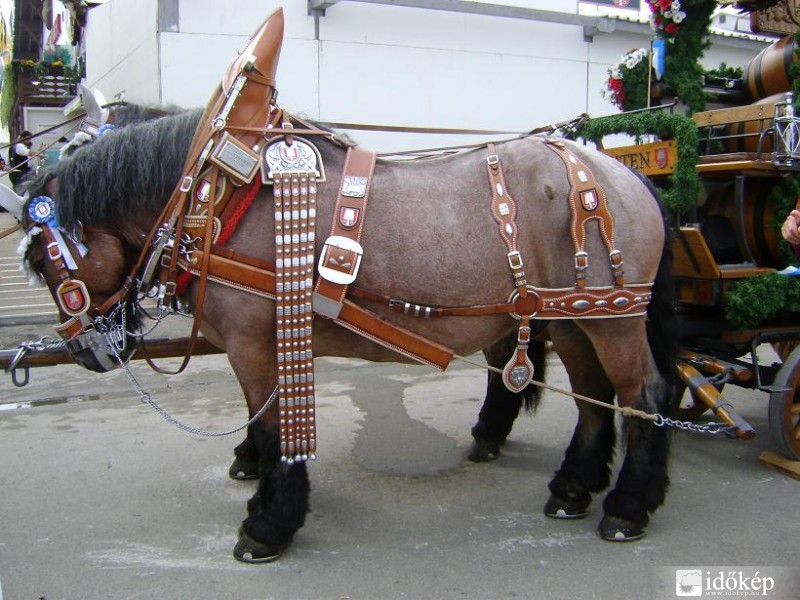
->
xmin=637 ymin=172 xmax=680 ymax=396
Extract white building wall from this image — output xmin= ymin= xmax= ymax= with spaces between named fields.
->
xmin=83 ymin=0 xmax=766 ymax=151
xmin=84 ymin=0 xmax=161 ymax=104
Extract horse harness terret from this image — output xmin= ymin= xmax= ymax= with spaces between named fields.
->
xmin=30 ymin=10 xmax=654 ymax=464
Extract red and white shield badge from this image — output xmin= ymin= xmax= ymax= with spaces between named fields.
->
xmin=655 ymin=147 xmax=669 ymax=170
xmin=339 ymin=207 xmax=360 ymax=229
xmin=195 ymin=179 xmax=211 ymax=203
xmin=580 ymin=189 xmax=598 ymax=211
xmin=56 ymin=279 xmax=90 ymax=316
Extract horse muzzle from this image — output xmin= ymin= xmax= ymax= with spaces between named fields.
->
xmin=54 ymin=314 xmax=137 ymax=373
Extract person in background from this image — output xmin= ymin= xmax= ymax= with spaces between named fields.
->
xmin=781 ymin=208 xmax=800 ymax=244
xmin=9 ymin=130 xmax=34 ymax=190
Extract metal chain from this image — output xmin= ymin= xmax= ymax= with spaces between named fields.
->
xmin=653 ymin=414 xmax=736 ymax=436
xmin=103 ymin=321 xmax=276 ymax=437
xmin=454 ymin=353 xmax=735 ymax=437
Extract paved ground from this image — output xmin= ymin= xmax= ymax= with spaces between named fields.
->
xmin=0 ymin=312 xmax=798 ymax=599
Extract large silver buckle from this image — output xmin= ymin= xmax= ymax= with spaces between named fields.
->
xmin=317 ymin=235 xmax=363 ymax=285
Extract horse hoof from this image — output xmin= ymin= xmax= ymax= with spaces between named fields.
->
xmin=467 ymin=439 xmax=501 ymax=462
xmin=598 ymin=516 xmax=646 ymax=542
xmin=233 ymin=531 xmax=283 ymax=563
xmin=544 ymin=494 xmax=590 ymax=519
xmin=228 ymin=456 xmax=260 ymax=480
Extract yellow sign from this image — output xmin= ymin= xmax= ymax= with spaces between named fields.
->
xmin=602 ymin=140 xmax=676 ymax=176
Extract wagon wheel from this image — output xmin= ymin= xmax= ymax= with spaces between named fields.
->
xmin=772 ymin=339 xmax=799 ymax=363
xmin=768 ymin=345 xmax=800 ymax=460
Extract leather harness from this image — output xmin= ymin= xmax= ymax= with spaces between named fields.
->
xmin=35 ymin=8 xmax=654 ymax=464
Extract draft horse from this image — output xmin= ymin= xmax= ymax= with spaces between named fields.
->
xmin=19 ymin=106 xmax=677 ymax=562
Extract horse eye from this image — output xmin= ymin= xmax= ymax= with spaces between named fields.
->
xmin=69 ymin=221 xmax=84 ymax=245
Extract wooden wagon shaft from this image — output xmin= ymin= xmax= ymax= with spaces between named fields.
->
xmin=0 ymin=337 xmax=224 ymax=384
xmin=679 ymin=349 xmax=754 ymax=383
xmin=675 ymin=361 xmax=756 ymax=440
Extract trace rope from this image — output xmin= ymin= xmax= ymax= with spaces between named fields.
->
xmin=453 ymin=353 xmax=736 ymax=436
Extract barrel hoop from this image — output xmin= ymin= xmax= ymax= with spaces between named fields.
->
xmin=753 ymin=47 xmax=767 ymax=101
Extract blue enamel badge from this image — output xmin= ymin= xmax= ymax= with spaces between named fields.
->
xmin=29 ymin=196 xmax=57 ymax=225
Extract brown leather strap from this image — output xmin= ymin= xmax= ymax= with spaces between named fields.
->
xmin=178 ymin=248 xmax=453 ymax=370
xmin=313 ymin=146 xmax=376 ymax=319
xmin=484 ymin=144 xmax=535 ymax=393
xmin=486 ymin=143 xmax=528 ymax=297
xmin=543 ymin=138 xmax=624 ymax=289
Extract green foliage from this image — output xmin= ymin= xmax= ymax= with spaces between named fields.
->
xmin=725 ymin=273 xmax=800 ymax=330
xmin=703 ymin=62 xmax=743 ymax=82
xmin=0 ymin=63 xmax=15 ymax=129
xmin=662 ymin=0 xmax=717 ymax=115
xmin=574 ymin=111 xmax=700 ymax=214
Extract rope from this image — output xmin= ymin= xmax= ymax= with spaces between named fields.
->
xmin=217 ymin=178 xmax=262 ymax=246
xmin=453 ymin=353 xmax=659 ymax=423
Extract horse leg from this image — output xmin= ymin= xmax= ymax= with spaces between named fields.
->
xmin=222 ymin=340 xmax=311 ymax=563
xmin=468 ymin=333 xmax=548 ymax=462
xmin=577 ymin=318 xmax=673 ymax=541
xmin=235 ymin=420 xmax=311 ymax=562
xmin=545 ymin=321 xmax=616 ymax=519
xmin=228 ymin=426 xmax=260 ymax=480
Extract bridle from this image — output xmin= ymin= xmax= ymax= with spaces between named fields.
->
xmin=25 ymin=194 xmax=135 ymax=372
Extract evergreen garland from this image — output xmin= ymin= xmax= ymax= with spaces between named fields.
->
xmin=725 ymin=273 xmax=800 ymax=330
xmin=574 ymin=110 xmax=700 ymax=214
xmin=662 ymin=0 xmax=717 ymax=115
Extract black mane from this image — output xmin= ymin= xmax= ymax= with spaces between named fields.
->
xmin=25 ymin=108 xmax=349 ymax=229
xmin=27 ymin=109 xmax=202 ymax=228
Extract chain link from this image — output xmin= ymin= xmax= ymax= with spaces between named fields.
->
xmin=104 ymin=323 xmax=275 ymax=437
xmin=653 ymin=414 xmax=736 ymax=436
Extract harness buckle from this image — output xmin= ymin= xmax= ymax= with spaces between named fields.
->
xmin=486 ymin=154 xmax=500 ymax=166
xmin=179 ymin=176 xmax=193 ymax=192
xmin=318 ymin=235 xmax=364 ymax=285
xmin=507 ymin=250 xmax=523 ymax=270
xmin=46 ymin=241 xmax=62 ymax=261
xmin=574 ymin=251 xmax=589 ymax=271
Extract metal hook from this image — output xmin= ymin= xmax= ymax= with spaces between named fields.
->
xmin=11 ymin=367 xmax=30 ymax=387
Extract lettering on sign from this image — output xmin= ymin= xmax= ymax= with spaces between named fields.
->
xmin=602 ymin=140 xmax=676 ymax=176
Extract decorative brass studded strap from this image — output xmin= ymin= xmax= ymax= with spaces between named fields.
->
xmin=543 ymin=138 xmax=624 ymax=289
xmin=485 ymin=144 xmax=535 ymax=394
xmin=273 ymin=172 xmax=318 ymax=462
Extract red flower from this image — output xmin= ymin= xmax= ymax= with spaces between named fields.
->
xmin=659 ymin=0 xmax=672 ymax=10
xmin=664 ymin=22 xmax=679 ymax=35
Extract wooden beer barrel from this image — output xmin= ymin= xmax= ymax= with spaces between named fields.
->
xmin=721 ymin=93 xmax=786 ymax=154
xmin=703 ymin=179 xmax=782 ymax=267
xmin=744 ymin=34 xmax=797 ymax=102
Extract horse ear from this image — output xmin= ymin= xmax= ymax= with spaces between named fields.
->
xmin=0 ymin=185 xmax=25 ymax=221
xmin=78 ymin=83 xmax=110 ymax=127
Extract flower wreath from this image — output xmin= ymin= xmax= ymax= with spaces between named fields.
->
xmin=646 ymin=0 xmax=687 ymax=39
xmin=601 ymin=47 xmax=651 ymax=112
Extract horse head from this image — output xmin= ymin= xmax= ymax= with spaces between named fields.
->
xmin=18 ymin=108 xmax=200 ymax=372
xmin=20 ymin=173 xmax=142 ymax=372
